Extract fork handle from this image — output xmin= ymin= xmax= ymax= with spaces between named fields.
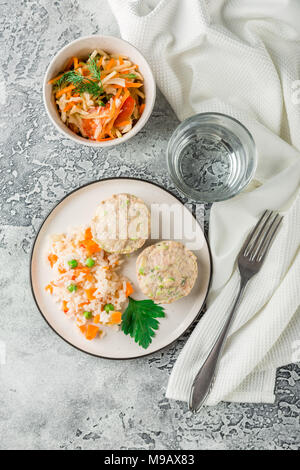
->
xmin=189 ymin=279 xmax=248 ymax=412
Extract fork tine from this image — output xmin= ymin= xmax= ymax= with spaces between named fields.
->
xmin=255 ymin=215 xmax=283 ymax=262
xmin=249 ymin=213 xmax=281 ymax=261
xmin=242 ymin=210 xmax=272 ymax=257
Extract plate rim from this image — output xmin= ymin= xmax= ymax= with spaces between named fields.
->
xmin=30 ymin=177 xmax=213 ymax=360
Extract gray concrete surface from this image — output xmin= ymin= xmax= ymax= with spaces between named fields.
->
xmin=0 ymin=0 xmax=299 ymax=450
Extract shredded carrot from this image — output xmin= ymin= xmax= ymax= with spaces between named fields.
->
xmin=64 ymin=102 xmax=75 ymax=112
xmin=101 ymin=88 xmax=130 ymax=137
xmin=86 ymin=324 xmax=99 ymax=340
xmin=122 ymin=65 xmax=137 ymax=73
xmin=62 ymin=300 xmax=68 ymax=313
xmin=73 ymin=57 xmax=79 ymax=69
xmin=119 ymin=56 xmax=124 ymax=65
xmin=120 ymin=88 xmax=131 ymax=105
xmin=110 ymin=311 xmax=122 ymax=324
xmin=93 ymin=314 xmax=100 ymax=324
xmin=125 ymin=82 xmax=143 ymax=88
xmin=125 ymin=282 xmax=134 ymax=297
xmin=48 ymin=73 xmax=64 ymax=85
xmin=115 ymin=87 xmax=122 ymax=99
xmin=48 ymin=253 xmax=58 ymax=268
xmin=85 ymin=288 xmax=96 ymax=301
xmin=97 ymin=137 xmax=115 ymax=141
xmin=56 ymin=84 xmax=75 ymax=99
xmin=65 ymin=57 xmax=75 ymax=70
xmin=139 ymin=103 xmax=145 ymax=115
xmin=106 ymin=58 xmax=116 ymax=71
xmin=97 ymin=56 xmax=103 ymax=67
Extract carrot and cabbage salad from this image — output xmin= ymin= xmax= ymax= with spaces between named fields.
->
xmin=45 ymin=226 xmax=134 ymax=341
xmin=49 ymin=49 xmax=146 ymax=141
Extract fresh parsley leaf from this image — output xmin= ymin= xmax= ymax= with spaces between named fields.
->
xmin=121 ymin=297 xmax=165 ymax=349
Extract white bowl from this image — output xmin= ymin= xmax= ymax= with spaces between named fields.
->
xmin=43 ymin=35 xmax=156 ymax=147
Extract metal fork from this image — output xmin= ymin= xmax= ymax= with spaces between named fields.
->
xmin=189 ymin=210 xmax=283 ymax=412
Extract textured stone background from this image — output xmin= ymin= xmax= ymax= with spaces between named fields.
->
xmin=0 ymin=0 xmax=299 ymax=450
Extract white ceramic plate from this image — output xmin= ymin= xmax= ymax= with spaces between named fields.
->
xmin=30 ymin=178 xmax=212 ymax=359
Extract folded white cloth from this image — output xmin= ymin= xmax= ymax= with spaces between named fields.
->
xmin=107 ymin=0 xmax=300 ymax=404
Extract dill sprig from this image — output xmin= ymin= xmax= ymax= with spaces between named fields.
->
xmin=88 ymin=57 xmax=102 ymax=83
xmin=53 ymin=56 xmax=104 ymax=98
xmin=73 ymin=78 xmax=103 ymax=97
xmin=53 ymin=71 xmax=78 ymax=90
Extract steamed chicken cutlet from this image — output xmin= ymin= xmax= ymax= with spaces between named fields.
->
xmin=136 ymin=241 xmax=198 ymax=304
xmin=91 ymin=193 xmax=150 ymax=254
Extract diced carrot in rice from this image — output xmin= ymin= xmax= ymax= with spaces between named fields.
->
xmin=85 ymin=288 xmax=96 ymax=301
xmin=125 ymin=282 xmax=134 ymax=297
xmin=48 ymin=253 xmax=58 ymax=267
xmin=86 ymin=324 xmax=99 ymax=340
xmin=110 ymin=311 xmax=122 ymax=324
xmin=45 ymin=284 xmax=53 ymax=294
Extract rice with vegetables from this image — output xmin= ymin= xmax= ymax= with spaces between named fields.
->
xmin=49 ymin=49 xmax=146 ymax=141
xmin=45 ymin=226 xmax=134 ymax=341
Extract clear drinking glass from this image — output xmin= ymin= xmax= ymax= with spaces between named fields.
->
xmin=167 ymin=113 xmax=257 ymax=203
